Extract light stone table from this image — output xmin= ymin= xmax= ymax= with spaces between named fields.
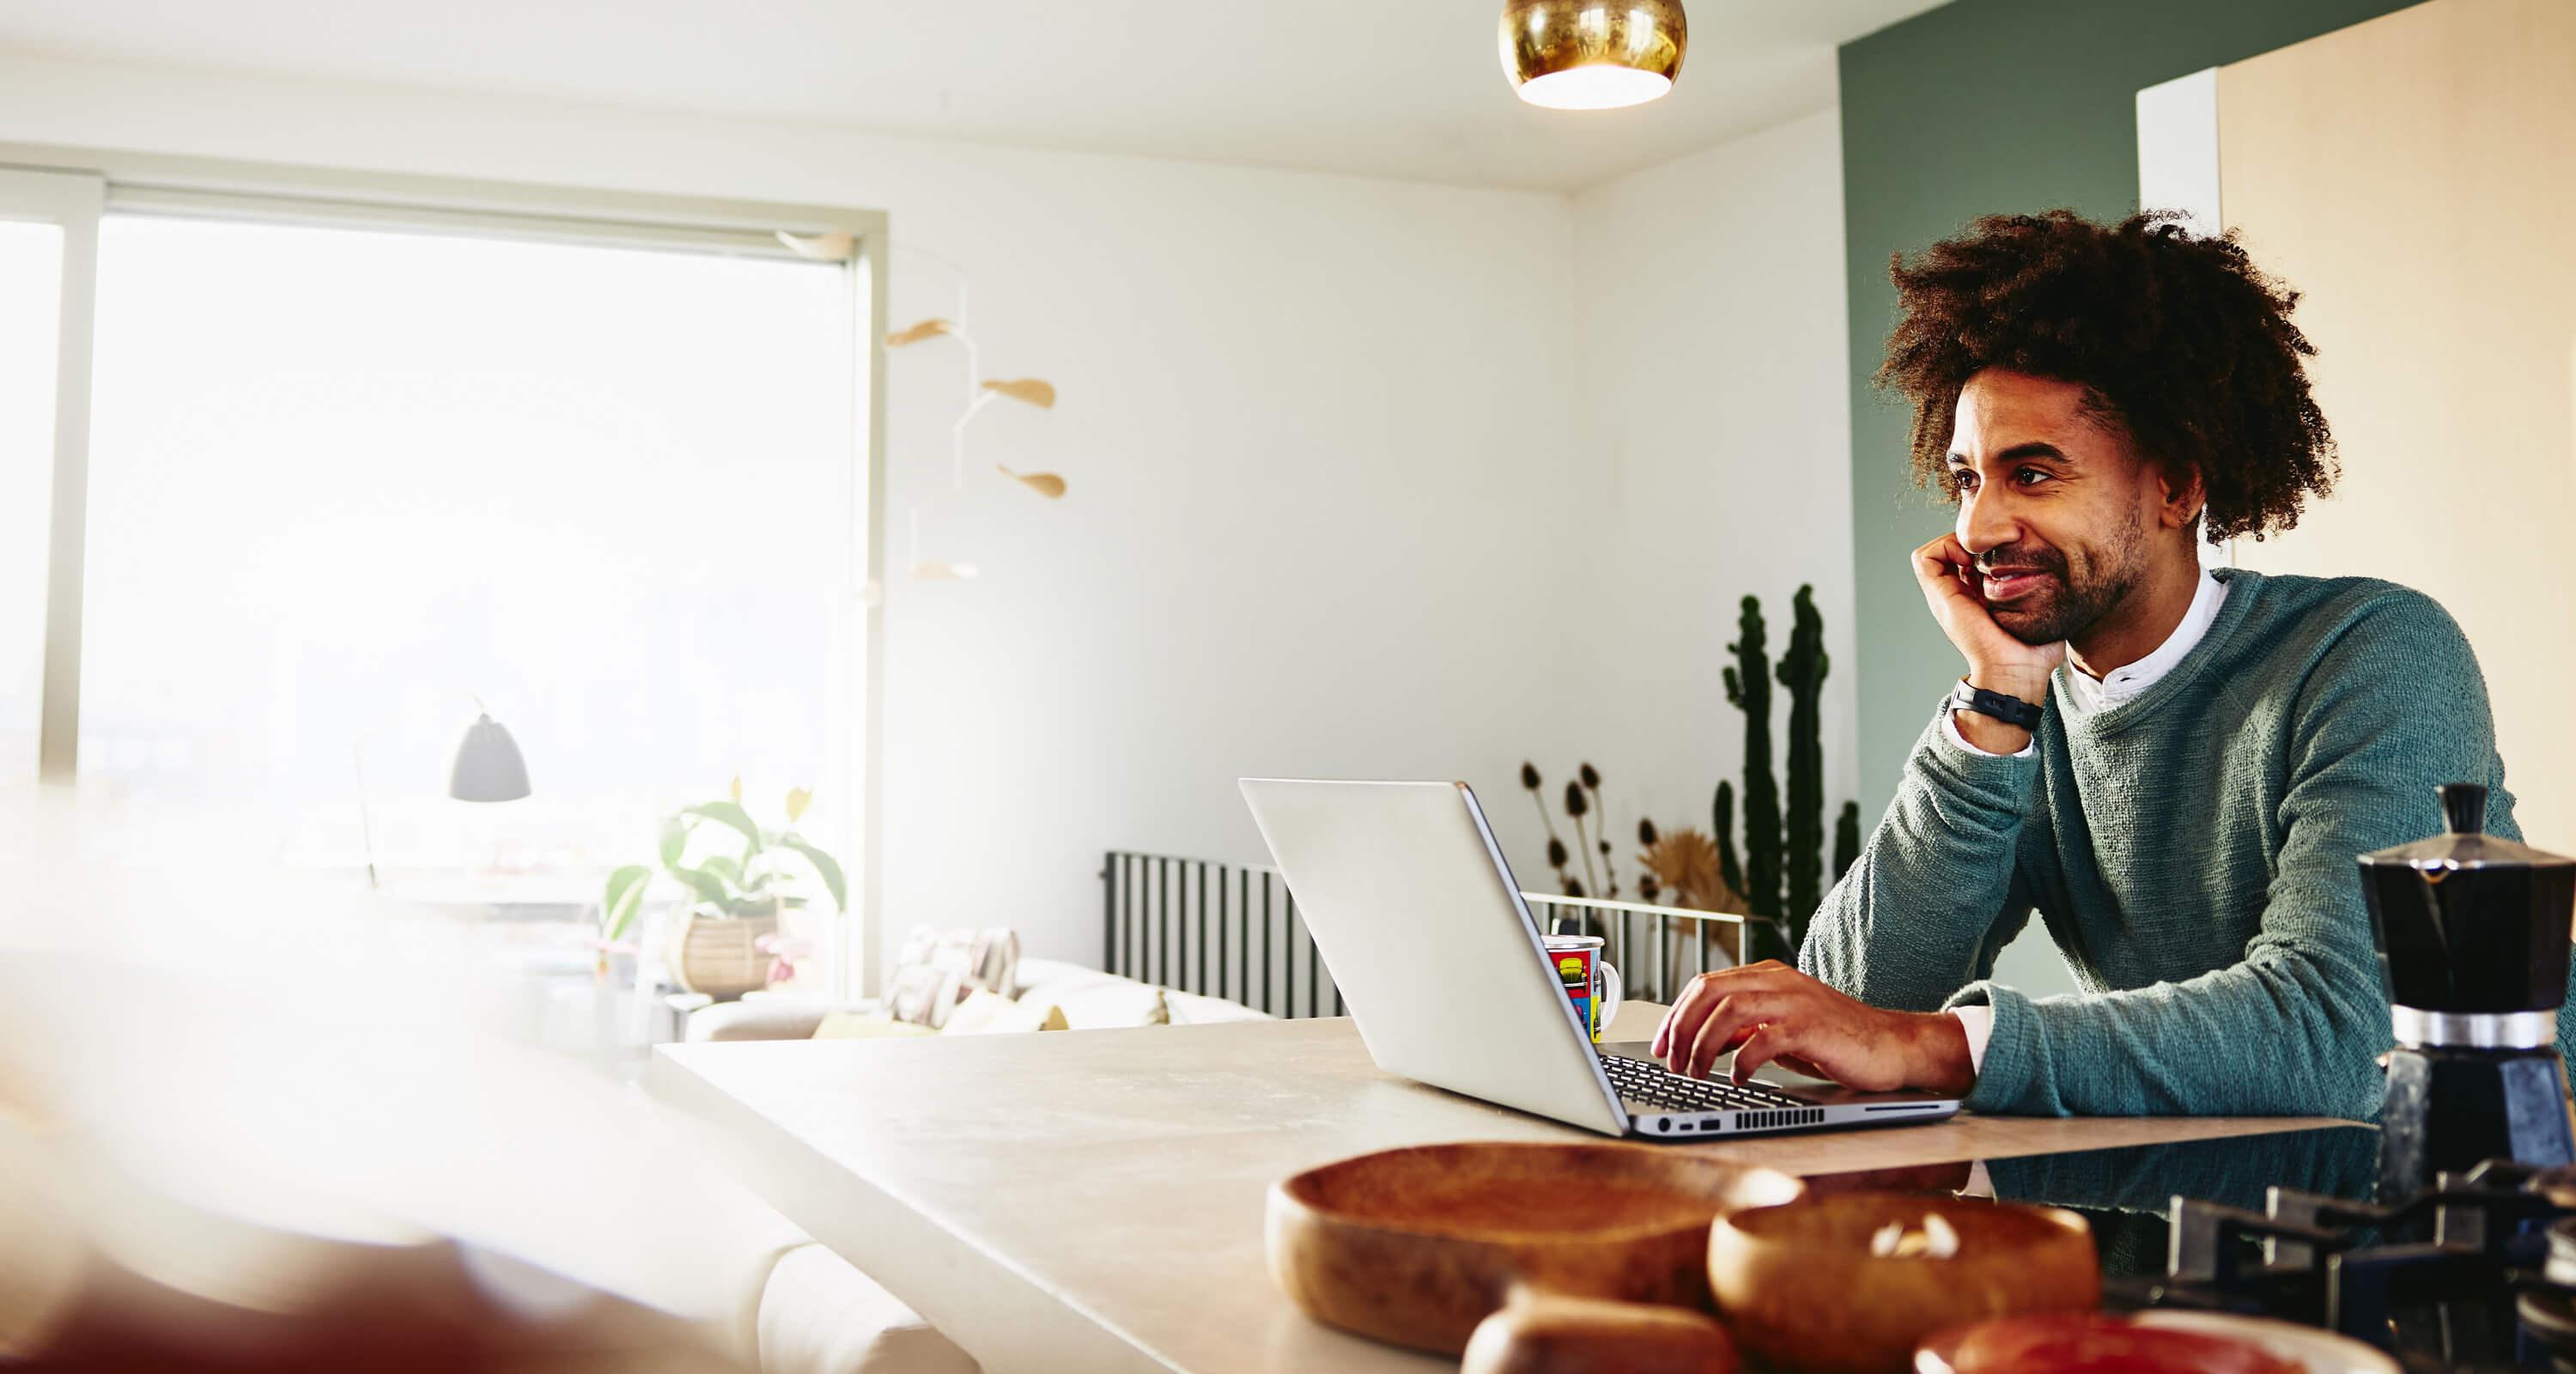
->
xmin=648 ymin=1003 xmax=2347 ymax=1374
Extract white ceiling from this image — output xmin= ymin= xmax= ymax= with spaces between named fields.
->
xmin=0 ymin=1 xmax=1946 ymax=192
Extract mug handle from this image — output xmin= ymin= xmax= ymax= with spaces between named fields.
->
xmin=1595 ymin=958 xmax=1623 ymax=1037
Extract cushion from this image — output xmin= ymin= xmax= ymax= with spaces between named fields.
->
xmin=1008 ymin=958 xmax=1097 ymax=997
xmin=1012 ymin=964 xmax=1167 ymax=1030
xmin=1030 ymin=982 xmax=1166 ymax=1030
xmin=940 ymin=989 xmax=1068 ymax=1036
xmin=884 ymin=963 xmax=963 ymax=1029
xmin=887 ymin=927 xmax=1020 ymax=1029
xmin=687 ymin=1000 xmax=835 ymax=1043
xmin=756 ymin=1242 xmax=980 ymax=1374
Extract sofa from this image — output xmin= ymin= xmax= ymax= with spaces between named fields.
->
xmin=683 ymin=956 xmax=1273 ymax=1043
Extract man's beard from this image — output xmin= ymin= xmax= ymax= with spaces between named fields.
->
xmin=1978 ymin=519 xmax=2146 ymax=647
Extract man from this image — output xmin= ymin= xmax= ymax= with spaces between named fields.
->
xmin=1654 ymin=209 xmax=2558 ymax=1118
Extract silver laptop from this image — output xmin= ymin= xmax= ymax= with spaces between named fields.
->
xmin=1238 ymin=778 xmax=1960 ymax=1140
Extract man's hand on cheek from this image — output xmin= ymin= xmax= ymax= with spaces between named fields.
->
xmin=1649 ymin=962 xmax=1976 ymax=1097
xmin=1911 ymin=532 xmax=2063 ymax=703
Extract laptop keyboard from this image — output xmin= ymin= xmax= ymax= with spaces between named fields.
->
xmin=1601 ymin=1052 xmax=1810 ymax=1112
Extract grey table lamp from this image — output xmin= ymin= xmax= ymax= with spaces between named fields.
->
xmin=357 ymin=705 xmax=532 ymax=889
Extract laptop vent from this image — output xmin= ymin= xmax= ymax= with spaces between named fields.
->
xmin=1738 ymin=1108 xmax=1826 ymax=1131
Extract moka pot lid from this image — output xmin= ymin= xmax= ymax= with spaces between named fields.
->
xmin=2360 ymin=783 xmax=2573 ymax=872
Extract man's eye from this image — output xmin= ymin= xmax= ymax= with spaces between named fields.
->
xmin=1948 ymin=469 xmax=1976 ymax=491
xmin=2014 ymin=468 xmax=2052 ymax=487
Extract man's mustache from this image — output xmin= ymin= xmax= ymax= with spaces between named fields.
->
xmin=1975 ymin=544 xmax=2068 ymax=578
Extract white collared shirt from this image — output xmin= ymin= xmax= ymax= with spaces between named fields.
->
xmin=1941 ymin=568 xmax=2231 ymax=1073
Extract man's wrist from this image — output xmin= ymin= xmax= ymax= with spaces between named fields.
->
xmin=1906 ymin=1010 xmax=1977 ymax=1097
xmin=1953 ymin=669 xmax=2045 ymax=755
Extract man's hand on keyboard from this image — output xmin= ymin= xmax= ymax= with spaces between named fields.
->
xmin=1651 ymin=961 xmax=1976 ymax=1097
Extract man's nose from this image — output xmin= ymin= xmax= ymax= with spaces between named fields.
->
xmin=1958 ymin=489 xmax=2018 ymax=557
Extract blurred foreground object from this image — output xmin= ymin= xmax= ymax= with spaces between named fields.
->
xmin=0 ymin=787 xmax=970 ymax=1372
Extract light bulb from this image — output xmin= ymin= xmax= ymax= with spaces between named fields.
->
xmin=1515 ymin=66 xmax=1674 ymax=111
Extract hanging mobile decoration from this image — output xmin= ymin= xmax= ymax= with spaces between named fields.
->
xmin=775 ymin=231 xmax=1068 ymax=583
xmin=885 ymin=273 xmax=1067 ymax=581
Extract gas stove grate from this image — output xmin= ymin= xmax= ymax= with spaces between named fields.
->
xmin=2146 ymin=1158 xmax=2576 ymax=1371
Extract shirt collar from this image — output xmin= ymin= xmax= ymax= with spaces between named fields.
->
xmin=2063 ymin=568 xmax=2230 ymax=712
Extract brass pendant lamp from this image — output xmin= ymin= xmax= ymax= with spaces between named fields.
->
xmin=1499 ymin=0 xmax=1687 ymax=111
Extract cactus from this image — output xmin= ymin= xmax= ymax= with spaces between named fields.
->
xmin=1631 ymin=589 xmax=1870 ymax=966
xmin=1776 ymin=584 xmax=1828 ymax=952
xmin=1712 ymin=780 xmax=1743 ymax=901
xmin=1723 ymin=596 xmax=1783 ymax=928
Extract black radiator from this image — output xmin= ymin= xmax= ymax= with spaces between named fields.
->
xmin=1101 ymin=850 xmax=1753 ymax=1018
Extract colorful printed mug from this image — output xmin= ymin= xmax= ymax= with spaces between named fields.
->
xmin=1541 ymin=933 xmax=1625 ymax=1043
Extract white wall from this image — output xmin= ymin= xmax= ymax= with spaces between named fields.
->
xmin=0 ymin=52 xmax=1599 ymax=972
xmin=0 ymin=53 xmax=1862 ymax=977
xmin=1564 ymin=108 xmax=1859 ymax=906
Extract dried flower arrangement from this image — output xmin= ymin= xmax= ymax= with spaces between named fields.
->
xmin=1636 ymin=821 xmax=1735 ymax=913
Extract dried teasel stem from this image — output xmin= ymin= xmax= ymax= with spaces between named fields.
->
xmin=1578 ymin=763 xmax=1619 ymax=899
xmin=1563 ymin=781 xmax=1602 ymax=903
xmin=1522 ymin=762 xmax=1576 ymax=898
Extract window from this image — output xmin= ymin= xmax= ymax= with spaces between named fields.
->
xmin=0 ymin=216 xmax=62 ymax=781
xmin=0 ymin=152 xmax=884 ymax=989
xmin=81 ymin=215 xmax=858 ymax=885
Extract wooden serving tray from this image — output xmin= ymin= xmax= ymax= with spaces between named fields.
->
xmin=1267 ymin=1141 xmax=1802 ymax=1357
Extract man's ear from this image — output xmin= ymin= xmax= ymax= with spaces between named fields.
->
xmin=2158 ymin=464 xmax=2208 ymax=533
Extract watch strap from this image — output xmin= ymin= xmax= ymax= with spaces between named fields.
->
xmin=1949 ymin=678 xmax=2044 ymax=731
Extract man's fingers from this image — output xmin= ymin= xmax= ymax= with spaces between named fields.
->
xmin=1729 ymin=1023 xmax=1795 ymax=1085
xmin=1686 ymin=994 xmax=1780 ymax=1079
xmin=1913 ymin=538 xmax=1984 ymax=610
xmin=1664 ymin=966 xmax=1823 ymax=1073
xmin=1912 ymin=533 xmax=1971 ymax=580
xmin=1659 ymin=968 xmax=1783 ymax=1068
xmin=1657 ymin=975 xmax=1720 ymax=1069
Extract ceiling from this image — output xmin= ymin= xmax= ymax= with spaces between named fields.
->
xmin=0 ymin=0 xmax=1948 ymax=193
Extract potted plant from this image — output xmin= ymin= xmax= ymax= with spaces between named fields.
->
xmin=601 ymin=781 xmax=847 ymax=998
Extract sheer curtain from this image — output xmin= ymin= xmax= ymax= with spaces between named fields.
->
xmin=79 ymin=215 xmax=856 ymax=896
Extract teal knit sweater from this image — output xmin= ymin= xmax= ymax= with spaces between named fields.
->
xmin=1802 ymin=568 xmax=2572 ymax=1118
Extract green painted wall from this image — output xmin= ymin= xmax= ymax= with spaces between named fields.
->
xmin=1838 ymin=0 xmax=2421 ymax=824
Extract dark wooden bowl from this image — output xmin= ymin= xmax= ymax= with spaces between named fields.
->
xmin=1267 ymin=1141 xmax=1802 ymax=1356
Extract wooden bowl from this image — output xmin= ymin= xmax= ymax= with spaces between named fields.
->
xmin=1708 ymin=1191 xmax=2100 ymax=1374
xmin=1267 ymin=1141 xmax=1802 ymax=1356
xmin=1461 ymin=1290 xmax=1741 ymax=1374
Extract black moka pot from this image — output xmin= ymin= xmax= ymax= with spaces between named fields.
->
xmin=2360 ymin=783 xmax=2576 ymax=1200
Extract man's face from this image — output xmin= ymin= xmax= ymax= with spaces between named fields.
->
xmin=1944 ymin=369 xmax=2164 ymax=647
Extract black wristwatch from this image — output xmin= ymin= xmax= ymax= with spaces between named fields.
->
xmin=1948 ymin=678 xmax=2044 ymax=732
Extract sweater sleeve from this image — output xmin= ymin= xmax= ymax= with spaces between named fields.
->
xmin=1948 ymin=592 xmax=2507 ymax=1118
xmin=1801 ymin=699 xmax=2040 ymax=1012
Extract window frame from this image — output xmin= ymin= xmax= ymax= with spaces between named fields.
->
xmin=0 ymin=142 xmax=891 ymax=997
